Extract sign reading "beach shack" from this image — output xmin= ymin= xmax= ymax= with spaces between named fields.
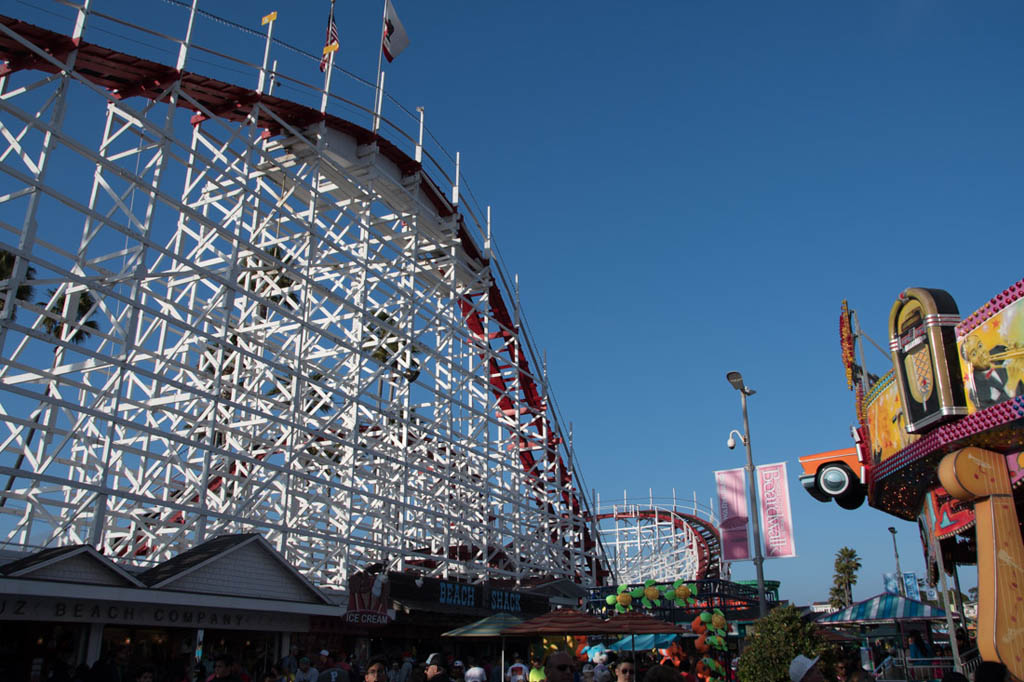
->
xmin=489 ymin=589 xmax=521 ymax=613
xmin=385 ymin=572 xmax=550 ymax=617
xmin=439 ymin=581 xmax=477 ymax=607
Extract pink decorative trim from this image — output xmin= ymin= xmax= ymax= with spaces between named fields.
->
xmin=956 ymin=277 xmax=1024 ymax=337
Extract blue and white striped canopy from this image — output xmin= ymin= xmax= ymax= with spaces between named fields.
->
xmin=818 ymin=593 xmax=948 ymax=624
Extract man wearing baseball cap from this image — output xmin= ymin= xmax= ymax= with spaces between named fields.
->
xmin=425 ymin=654 xmax=450 ymax=682
xmin=789 ymin=655 xmax=825 ymax=682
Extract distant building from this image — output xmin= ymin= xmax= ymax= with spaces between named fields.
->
xmin=809 ymin=601 xmax=839 ymax=614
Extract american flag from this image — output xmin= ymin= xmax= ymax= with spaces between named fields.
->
xmin=319 ymin=0 xmax=339 ymax=72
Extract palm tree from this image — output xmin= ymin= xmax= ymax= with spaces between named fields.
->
xmin=241 ymin=245 xmax=299 ymax=319
xmin=265 ymin=370 xmax=333 ymax=415
xmin=2 ymin=285 xmax=100 ymax=507
xmin=366 ymin=311 xmax=420 ymax=383
xmin=0 ymin=247 xmax=35 ymax=320
xmin=42 ymin=288 xmax=99 ymax=344
xmin=0 ymin=248 xmax=36 ymax=508
xmin=830 ymin=546 xmax=862 ymax=608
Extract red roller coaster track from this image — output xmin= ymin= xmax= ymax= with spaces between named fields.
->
xmin=593 ymin=509 xmax=721 ymax=580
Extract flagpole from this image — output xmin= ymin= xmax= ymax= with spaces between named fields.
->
xmin=373 ymin=0 xmax=387 ymax=132
xmin=320 ymin=0 xmax=337 ymax=114
xmin=321 ymin=51 xmax=335 ymax=114
xmin=258 ymin=11 xmax=277 ymax=94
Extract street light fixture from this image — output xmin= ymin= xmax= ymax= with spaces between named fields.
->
xmin=726 ymin=371 xmax=768 ymax=617
xmin=888 ymin=526 xmax=906 ymax=597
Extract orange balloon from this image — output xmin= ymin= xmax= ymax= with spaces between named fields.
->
xmin=695 ymin=634 xmax=709 ymax=653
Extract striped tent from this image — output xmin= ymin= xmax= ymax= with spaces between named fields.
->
xmin=817 ymin=593 xmax=948 ymax=624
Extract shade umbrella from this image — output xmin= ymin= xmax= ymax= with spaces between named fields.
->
xmin=603 ymin=611 xmax=689 ymax=668
xmin=445 ymin=613 xmax=526 ymax=678
xmin=602 ymin=611 xmax=688 ymax=635
xmin=501 ymin=609 xmax=615 ymax=636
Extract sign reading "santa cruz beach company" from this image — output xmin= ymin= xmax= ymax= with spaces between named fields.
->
xmin=0 ymin=597 xmax=308 ymax=631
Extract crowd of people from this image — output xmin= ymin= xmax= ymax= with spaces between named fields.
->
xmin=42 ymin=628 xmax=1004 ymax=682
xmin=256 ymin=649 xmax=700 ymax=682
xmin=39 ymin=644 xmax=704 ymax=682
xmin=789 ymin=651 xmax=1012 ymax=682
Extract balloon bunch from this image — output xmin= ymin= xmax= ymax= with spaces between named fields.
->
xmin=692 ymin=609 xmax=728 ymax=637
xmin=697 ymin=657 xmax=725 ymax=682
xmin=692 ymin=609 xmax=728 ymax=682
xmin=605 ymin=579 xmax=665 ymax=612
xmin=694 ymin=631 xmax=726 ymax=654
xmin=663 ymin=580 xmax=697 ymax=607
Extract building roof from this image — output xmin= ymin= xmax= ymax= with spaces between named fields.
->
xmin=0 ymin=544 xmax=145 ymax=587
xmin=137 ymin=533 xmax=331 ymax=605
xmin=137 ymin=533 xmax=258 ymax=587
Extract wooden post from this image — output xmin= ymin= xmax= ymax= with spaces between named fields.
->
xmin=939 ymin=447 xmax=1024 ymax=679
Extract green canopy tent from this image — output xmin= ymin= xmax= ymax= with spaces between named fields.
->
xmin=444 ymin=613 xmax=526 ymax=678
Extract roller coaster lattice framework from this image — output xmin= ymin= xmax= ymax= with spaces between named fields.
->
xmin=0 ymin=2 xmax=613 ymax=588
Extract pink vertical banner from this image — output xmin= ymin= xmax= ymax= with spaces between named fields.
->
xmin=715 ymin=467 xmax=751 ymax=561
xmin=757 ymin=462 xmax=797 ymax=559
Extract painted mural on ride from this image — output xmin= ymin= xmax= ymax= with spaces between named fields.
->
xmin=797 ymin=276 xmax=1024 ymax=678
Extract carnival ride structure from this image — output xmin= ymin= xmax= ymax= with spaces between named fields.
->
xmin=0 ymin=3 xmax=612 ymax=588
xmin=593 ymin=492 xmax=722 ymax=583
xmin=810 ymin=281 xmax=1024 ymax=678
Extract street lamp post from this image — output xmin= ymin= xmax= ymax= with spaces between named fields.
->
xmin=888 ymin=526 xmax=906 ymax=597
xmin=727 ymin=371 xmax=768 ymax=618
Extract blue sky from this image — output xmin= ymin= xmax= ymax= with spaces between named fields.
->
xmin=13 ymin=0 xmax=1024 ymax=605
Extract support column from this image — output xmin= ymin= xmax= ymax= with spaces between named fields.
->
xmin=85 ymin=623 xmax=104 ymax=667
xmin=938 ymin=447 xmax=1024 ymax=678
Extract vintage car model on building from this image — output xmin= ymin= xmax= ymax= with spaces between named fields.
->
xmin=797 ymin=446 xmax=867 ymax=509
